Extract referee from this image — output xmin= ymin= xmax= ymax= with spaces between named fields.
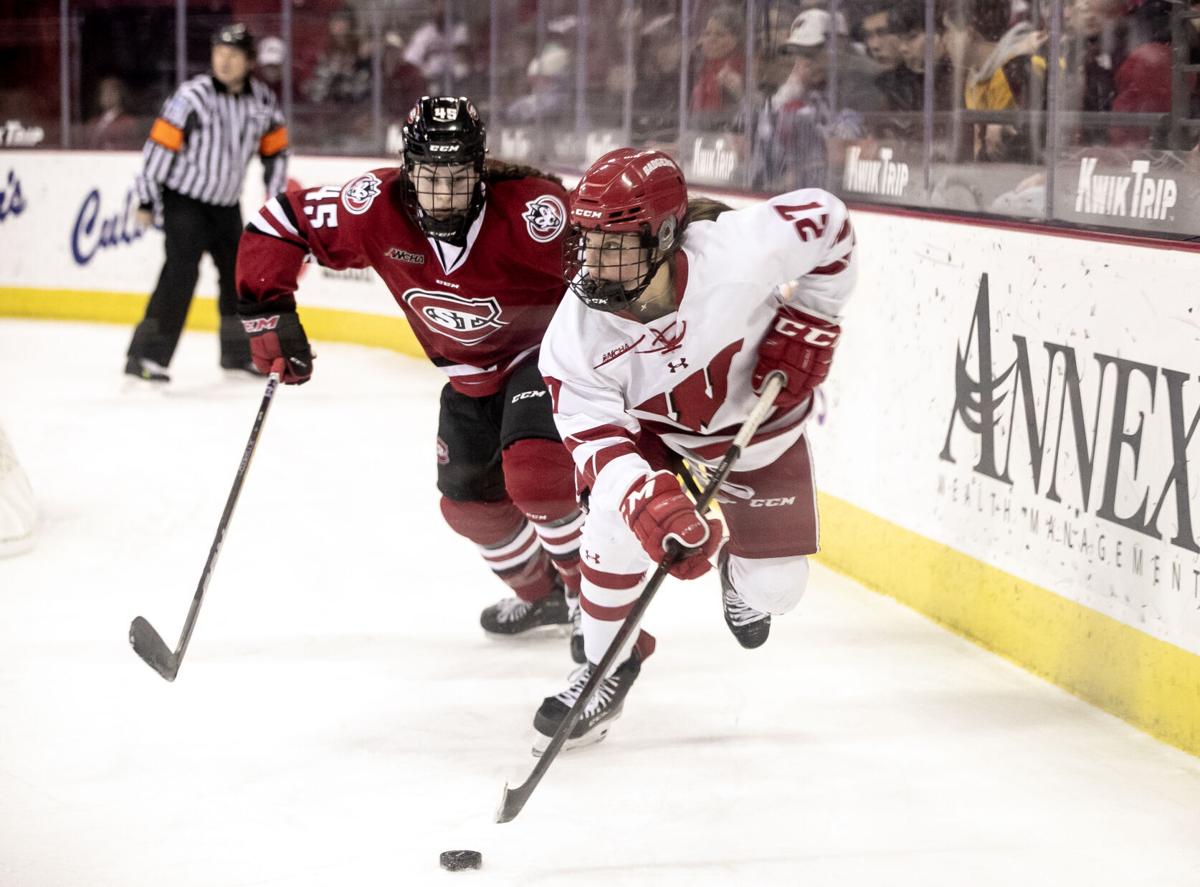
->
xmin=126 ymin=23 xmax=289 ymax=382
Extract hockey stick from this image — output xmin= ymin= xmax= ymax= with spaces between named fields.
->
xmin=496 ymin=371 xmax=787 ymax=823
xmin=129 ymin=359 xmax=286 ymax=681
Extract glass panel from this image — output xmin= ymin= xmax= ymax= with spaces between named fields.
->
xmin=835 ymin=0 xmax=933 ymax=206
xmin=628 ymin=0 xmax=683 ymax=149
xmin=24 ymin=0 xmax=1195 ymax=239
xmin=920 ymin=0 xmax=1049 ymax=216
xmin=681 ymin=1 xmax=750 ymax=188
xmin=1 ymin=3 xmax=64 ymax=148
xmin=1047 ymin=0 xmax=1200 ymax=237
xmin=289 ymin=5 xmax=376 ymax=156
xmin=576 ymin=0 xmax=631 ymax=159
xmin=72 ymin=1 xmax=174 ymax=151
xmin=489 ymin=0 xmax=543 ymax=163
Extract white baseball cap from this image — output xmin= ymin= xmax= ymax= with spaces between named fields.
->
xmin=782 ymin=9 xmax=848 ymax=52
xmin=258 ymin=36 xmax=285 ymax=65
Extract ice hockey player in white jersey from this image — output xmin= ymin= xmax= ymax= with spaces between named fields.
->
xmin=533 ymin=147 xmax=856 ymax=752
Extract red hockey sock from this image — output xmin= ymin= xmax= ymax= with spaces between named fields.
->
xmin=439 ymin=497 xmax=556 ymax=602
xmin=502 ymin=438 xmax=583 ymax=596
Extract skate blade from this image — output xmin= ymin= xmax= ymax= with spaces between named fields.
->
xmin=482 ymin=621 xmax=573 ymax=642
xmin=120 ymin=377 xmax=170 ymax=394
xmin=531 ymin=725 xmax=611 ymax=758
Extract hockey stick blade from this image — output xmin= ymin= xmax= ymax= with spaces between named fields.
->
xmin=129 ymin=616 xmax=180 ymax=681
xmin=496 ymin=781 xmax=524 ymax=824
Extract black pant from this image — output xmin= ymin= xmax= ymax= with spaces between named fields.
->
xmin=436 ymin=357 xmax=562 ymax=502
xmin=127 ymin=189 xmax=249 ymax=367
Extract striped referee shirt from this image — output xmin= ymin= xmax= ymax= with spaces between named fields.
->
xmin=136 ymin=73 xmax=288 ymax=209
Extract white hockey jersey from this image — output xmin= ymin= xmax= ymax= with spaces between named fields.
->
xmin=538 ymin=189 xmax=856 ymax=514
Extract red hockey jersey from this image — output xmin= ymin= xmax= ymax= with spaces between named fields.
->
xmin=236 ymin=166 xmax=570 ymax=396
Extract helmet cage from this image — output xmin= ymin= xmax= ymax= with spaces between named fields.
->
xmin=563 ymin=224 xmax=669 ymax=314
xmin=400 ymin=96 xmax=487 ymax=242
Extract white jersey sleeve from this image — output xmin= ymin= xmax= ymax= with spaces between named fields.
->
xmin=702 ymin=188 xmax=856 ymax=321
xmin=538 ymin=305 xmax=655 ymax=509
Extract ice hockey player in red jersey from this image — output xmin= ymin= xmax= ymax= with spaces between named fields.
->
xmin=532 ymin=147 xmax=856 ymax=751
xmin=235 ymin=96 xmax=585 ymax=659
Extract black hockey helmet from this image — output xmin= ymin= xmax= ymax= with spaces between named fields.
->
xmin=212 ymin=23 xmax=255 ymax=58
xmin=400 ymin=95 xmax=487 ymax=242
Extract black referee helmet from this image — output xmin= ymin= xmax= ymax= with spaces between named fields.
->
xmin=213 ymin=23 xmax=255 ymax=58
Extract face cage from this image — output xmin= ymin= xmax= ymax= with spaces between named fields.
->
xmin=402 ymin=159 xmax=484 ymax=241
xmin=562 ymin=226 xmax=661 ymax=314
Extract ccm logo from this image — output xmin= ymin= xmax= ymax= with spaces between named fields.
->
xmin=776 ymin=318 xmax=838 ymax=347
xmin=750 ymin=497 xmax=795 ymax=508
xmin=512 ymin=390 xmax=546 ymax=402
xmin=429 ymin=143 xmax=460 ymax=152
xmin=574 ymin=208 xmax=603 ymax=218
xmin=242 ymin=315 xmax=280 ymax=333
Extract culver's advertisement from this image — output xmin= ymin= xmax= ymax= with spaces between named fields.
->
xmin=0 ymin=150 xmax=398 ymax=314
xmin=807 ymin=211 xmax=1200 ymax=655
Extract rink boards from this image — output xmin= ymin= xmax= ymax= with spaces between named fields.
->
xmin=1 ymin=150 xmax=1197 ymax=756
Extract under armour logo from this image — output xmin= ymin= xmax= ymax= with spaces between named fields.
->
xmin=667 ymin=359 xmax=689 ymax=373
xmin=585 ymin=551 xmax=600 ymax=564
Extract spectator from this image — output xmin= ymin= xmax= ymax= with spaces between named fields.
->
xmin=860 ymin=1 xmax=903 ymax=69
xmin=945 ymin=0 xmax=1049 ymax=162
xmin=85 ymin=75 xmax=140 ymax=150
xmin=690 ymin=5 xmax=746 ymax=128
xmin=404 ymin=0 xmax=470 ymax=85
xmin=757 ymin=9 xmax=881 ymax=190
xmin=302 ymin=10 xmax=370 ymax=104
xmin=630 ymin=12 xmax=684 ymax=142
xmin=256 ymin=36 xmax=286 ymax=98
xmin=505 ymin=42 xmax=572 ymax=124
xmin=1110 ymin=0 xmax=1175 ymax=147
xmin=383 ymin=32 xmax=430 ymax=120
xmin=1052 ymin=0 xmax=1117 ymax=146
xmin=868 ymin=2 xmax=923 ymax=141
xmin=888 ymin=2 xmax=960 ymax=122
xmin=778 ymin=9 xmax=884 ymax=114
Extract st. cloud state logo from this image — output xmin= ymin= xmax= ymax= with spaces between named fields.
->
xmin=521 ymin=194 xmax=566 ymax=243
xmin=402 ymin=289 xmax=508 ymax=345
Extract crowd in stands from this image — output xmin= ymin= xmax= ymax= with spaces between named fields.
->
xmin=3 ymin=0 xmax=1197 ymax=198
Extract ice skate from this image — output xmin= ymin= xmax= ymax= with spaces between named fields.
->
xmin=567 ymin=592 xmax=585 ymax=664
xmin=719 ymin=547 xmax=771 ymax=649
xmin=124 ymin=356 xmax=170 ymax=383
xmin=480 ymin=581 xmax=571 ymax=637
xmin=531 ymin=648 xmax=643 ymax=755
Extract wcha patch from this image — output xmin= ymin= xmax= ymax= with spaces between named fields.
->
xmin=521 ymin=194 xmax=566 ymax=243
xmin=341 ymin=173 xmax=382 ymax=216
xmin=387 ymin=246 xmax=426 ymax=264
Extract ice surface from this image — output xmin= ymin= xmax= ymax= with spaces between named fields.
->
xmin=2 ymin=319 xmax=1198 ymax=887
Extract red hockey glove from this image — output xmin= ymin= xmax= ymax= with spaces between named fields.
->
xmin=620 ymin=471 xmax=722 ymax=580
xmin=752 ymin=305 xmax=841 ymax=409
xmin=240 ymin=309 xmax=315 ymax=385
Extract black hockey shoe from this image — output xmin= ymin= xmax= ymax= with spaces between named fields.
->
xmin=531 ymin=649 xmax=644 ymax=756
xmin=567 ymin=592 xmax=585 ymax=664
xmin=480 ymin=583 xmax=571 ymax=636
xmin=719 ymin=547 xmax=771 ymax=649
xmin=124 ymin=357 xmax=170 ymax=383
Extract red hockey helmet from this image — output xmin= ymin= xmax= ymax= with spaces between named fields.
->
xmin=564 ymin=148 xmax=688 ymax=313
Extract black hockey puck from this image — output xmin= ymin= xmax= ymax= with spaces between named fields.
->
xmin=439 ymin=850 xmax=482 ymax=871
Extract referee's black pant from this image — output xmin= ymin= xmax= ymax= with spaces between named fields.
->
xmin=127 ymin=188 xmax=251 ymax=368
